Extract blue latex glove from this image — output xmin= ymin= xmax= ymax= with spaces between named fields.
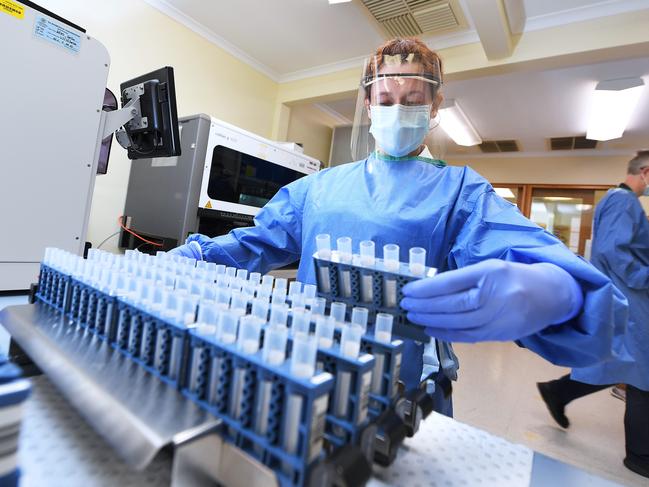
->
xmin=400 ymin=259 xmax=584 ymax=343
xmin=168 ymin=240 xmax=203 ymax=260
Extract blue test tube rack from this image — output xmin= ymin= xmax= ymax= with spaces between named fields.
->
xmin=182 ymin=330 xmax=334 ymax=487
xmin=359 ymin=335 xmax=403 ymax=418
xmin=36 ymin=263 xmax=70 ymax=312
xmin=312 ymin=253 xmax=434 ymax=342
xmin=34 ymin=251 xmax=410 ymax=484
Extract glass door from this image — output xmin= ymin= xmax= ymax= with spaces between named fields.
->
xmin=529 ymin=188 xmax=597 ymax=255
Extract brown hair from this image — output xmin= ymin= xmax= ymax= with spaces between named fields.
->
xmin=364 ymin=37 xmax=444 ymax=108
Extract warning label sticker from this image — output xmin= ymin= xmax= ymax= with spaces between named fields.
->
xmin=205 ymin=200 xmax=213 ymax=209
xmin=0 ymin=0 xmax=24 ymax=19
xmin=33 ymin=15 xmax=81 ymax=54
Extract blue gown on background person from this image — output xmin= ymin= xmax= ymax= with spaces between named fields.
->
xmin=572 ymin=188 xmax=648 ymax=391
xmin=187 ymin=152 xmax=628 ymax=412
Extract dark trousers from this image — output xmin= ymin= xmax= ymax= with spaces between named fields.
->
xmin=548 ymin=375 xmax=649 ymax=462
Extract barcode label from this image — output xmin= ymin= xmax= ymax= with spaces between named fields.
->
xmin=309 ymin=395 xmax=328 ymax=461
xmin=358 ymin=371 xmax=372 ymax=424
xmin=391 ymin=352 xmax=402 ymax=397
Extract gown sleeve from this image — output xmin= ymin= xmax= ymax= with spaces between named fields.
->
xmin=448 ymin=183 xmax=628 ymax=368
xmin=187 ymin=177 xmax=310 ymax=275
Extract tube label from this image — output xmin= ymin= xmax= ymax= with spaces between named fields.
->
xmin=357 ymin=370 xmax=372 ymax=424
xmin=309 ymin=395 xmax=328 ymax=461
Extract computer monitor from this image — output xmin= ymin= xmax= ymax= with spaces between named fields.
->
xmin=119 ymin=66 xmax=181 ymax=160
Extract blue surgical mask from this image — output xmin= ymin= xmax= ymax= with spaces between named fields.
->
xmin=369 ymin=104 xmax=431 ymax=158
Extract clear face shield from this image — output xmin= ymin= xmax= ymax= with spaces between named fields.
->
xmin=351 ymin=54 xmax=442 ymax=160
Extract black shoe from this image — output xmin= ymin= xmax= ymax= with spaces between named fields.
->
xmin=537 ymin=382 xmax=570 ymax=429
xmin=624 ymin=456 xmax=649 ymax=479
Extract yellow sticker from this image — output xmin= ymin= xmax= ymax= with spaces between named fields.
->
xmin=205 ymin=200 xmax=212 ymax=209
xmin=0 ymin=0 xmax=24 ymax=19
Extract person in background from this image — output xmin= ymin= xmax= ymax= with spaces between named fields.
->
xmin=538 ymin=150 xmax=649 ymax=479
xmin=171 ymin=37 xmax=627 ymax=419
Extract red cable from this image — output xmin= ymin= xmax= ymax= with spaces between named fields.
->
xmin=118 ymin=216 xmax=163 ymax=247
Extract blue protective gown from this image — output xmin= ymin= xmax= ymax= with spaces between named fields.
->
xmin=189 ymin=153 xmax=627 ymax=400
xmin=572 ymin=187 xmax=648 ymax=391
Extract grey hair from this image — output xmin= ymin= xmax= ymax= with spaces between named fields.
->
xmin=627 ymin=150 xmax=649 ymax=175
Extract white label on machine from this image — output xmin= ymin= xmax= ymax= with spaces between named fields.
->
xmin=357 ymin=371 xmax=372 ymax=424
xmin=151 ymin=156 xmax=178 ymax=167
xmin=308 ymin=395 xmax=328 ymax=461
xmin=33 ymin=16 xmax=81 ymax=54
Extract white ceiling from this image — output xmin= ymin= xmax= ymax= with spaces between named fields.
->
xmin=313 ymin=55 xmax=649 ymax=156
xmin=144 ymin=0 xmax=649 ymax=81
xmin=142 ymin=0 xmax=649 ymax=157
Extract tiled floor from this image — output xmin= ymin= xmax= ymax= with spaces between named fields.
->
xmin=452 ymin=342 xmax=645 ymax=487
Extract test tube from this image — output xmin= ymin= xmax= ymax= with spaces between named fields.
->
xmin=374 ymin=313 xmax=393 ymax=343
xmin=310 ymin=297 xmax=327 ymax=317
xmin=269 ymin=303 xmax=289 ymax=327
xmin=251 ymin=297 xmax=270 ymax=323
xmin=340 ymin=323 xmax=362 ymax=360
xmin=315 ymin=315 xmax=335 ymax=349
xmin=230 ymin=290 xmax=248 ymax=314
xmin=188 ymin=303 xmax=220 ymax=393
xmin=315 ymin=234 xmax=332 ymax=293
xmin=216 ymin=287 xmax=231 ymax=307
xmin=303 ymin=284 xmax=317 ymax=305
xmin=217 ymin=310 xmax=239 ymax=345
xmin=351 ymin=307 xmax=369 ymax=333
xmin=215 ymin=264 xmax=226 ymax=276
xmin=359 ymin=240 xmax=375 ymax=302
xmin=237 ymin=315 xmax=261 ymax=355
xmin=262 ymin=324 xmax=288 ymax=366
xmin=383 ymin=244 xmax=400 ymax=272
xmin=336 ymin=237 xmax=352 ymax=264
xmin=271 ymin=288 xmax=286 ymax=305
xmin=383 ymin=244 xmax=400 ymax=307
xmin=254 ymin=325 xmax=288 ymax=449
xmin=315 ymin=234 xmax=332 ymax=260
xmin=291 ymin=292 xmax=306 ymax=310
xmin=291 ymin=308 xmax=312 ymax=337
xmin=261 ymin=274 xmax=275 ymax=290
xmin=168 ymin=295 xmax=198 ymax=380
xmin=330 ymin=301 xmax=347 ymax=324
xmin=196 ymin=302 xmax=220 ymax=336
xmin=236 ymin=268 xmax=248 ymax=281
xmin=334 ymin=324 xmax=363 ymax=429
xmin=288 ymin=281 xmax=302 ymax=298
xmin=409 ymin=247 xmax=426 ymax=277
xmin=226 ymin=267 xmax=237 ymax=279
xmin=283 ymin=335 xmax=317 ymax=457
xmin=275 ymin=278 xmax=288 ymax=293
xmin=249 ymin=272 xmax=261 ymax=285
xmin=359 ymin=240 xmax=375 ymax=267
xmin=201 ymin=284 xmax=217 ymax=303
xmin=371 ymin=313 xmax=394 ymax=397
xmin=337 ymin=237 xmax=353 ymax=298
xmin=229 ymin=316 xmax=262 ymax=423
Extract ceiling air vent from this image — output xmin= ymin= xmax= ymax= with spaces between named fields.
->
xmin=479 ymin=140 xmax=520 ymax=153
xmin=549 ymin=136 xmax=598 ymax=150
xmin=361 ymin=0 xmax=460 ymax=37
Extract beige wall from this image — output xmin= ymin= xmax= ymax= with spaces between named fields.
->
xmin=40 ymin=0 xmax=279 ymax=252
xmin=446 ymin=155 xmax=628 ymax=185
xmin=286 ymin=105 xmax=333 ymax=165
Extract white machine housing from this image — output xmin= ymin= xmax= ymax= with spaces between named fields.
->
xmin=198 ymin=117 xmax=320 ymax=218
xmin=0 ymin=3 xmax=110 ymax=290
